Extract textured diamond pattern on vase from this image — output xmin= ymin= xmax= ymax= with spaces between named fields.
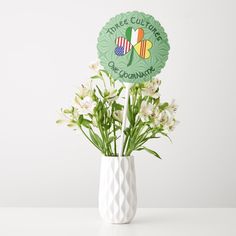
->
xmin=98 ymin=156 xmax=137 ymax=224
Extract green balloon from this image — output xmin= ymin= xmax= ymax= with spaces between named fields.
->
xmin=97 ymin=11 xmax=170 ymax=83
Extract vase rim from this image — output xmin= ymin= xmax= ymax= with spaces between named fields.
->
xmin=101 ymin=155 xmax=134 ymax=158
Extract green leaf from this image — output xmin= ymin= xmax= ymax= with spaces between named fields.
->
xmin=124 ymin=127 xmax=130 ymax=136
xmin=117 ymin=86 xmax=124 ymax=96
xmin=113 ymin=102 xmax=123 ymax=110
xmin=127 ymin=97 xmax=133 ymax=124
xmin=91 ymin=75 xmax=101 ymax=79
xmin=77 ymin=115 xmax=84 ymax=126
xmin=89 ymin=129 xmax=104 ymax=149
xmin=82 ymin=119 xmax=91 ymax=128
xmin=154 ymin=97 xmax=160 ymax=105
xmin=136 ymin=96 xmax=142 ymax=110
xmin=67 ymin=123 xmax=76 ymax=127
xmin=99 ymin=69 xmax=110 ymax=77
xmin=56 ymin=120 xmax=64 ymax=124
xmin=96 ymin=85 xmax=104 ymax=98
xmin=159 ymin=102 xmax=169 ymax=111
xmin=161 ymin=132 xmax=172 ymax=143
xmin=137 ymin=146 xmax=161 ymax=159
xmin=63 ymin=109 xmax=71 ymax=114
xmin=108 ymin=136 xmax=117 ymax=144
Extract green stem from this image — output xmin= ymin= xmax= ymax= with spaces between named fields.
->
xmin=99 ymin=71 xmax=107 ymax=90
xmin=112 ymin=106 xmax=117 ymax=155
xmin=133 ymin=128 xmax=152 ymax=149
xmin=127 ymin=47 xmax=134 ymax=67
xmin=125 ymin=120 xmax=144 ymax=156
xmin=98 ymin=124 xmax=108 ymax=155
xmin=123 ymin=88 xmax=139 ymax=155
xmin=113 ymin=122 xmax=117 ymax=155
xmin=105 ymin=130 xmax=112 ymax=156
xmin=79 ymin=126 xmax=102 ymax=152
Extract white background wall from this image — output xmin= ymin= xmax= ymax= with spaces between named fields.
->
xmin=0 ymin=0 xmax=235 ymax=208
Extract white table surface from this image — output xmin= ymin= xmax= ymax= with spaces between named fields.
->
xmin=0 ymin=208 xmax=235 ymax=236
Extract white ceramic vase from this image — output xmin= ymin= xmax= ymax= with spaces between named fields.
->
xmin=98 ymin=156 xmax=137 ymax=224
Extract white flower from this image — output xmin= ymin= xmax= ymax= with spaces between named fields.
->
xmin=139 ymin=101 xmax=154 ymax=122
xmin=150 ymin=107 xmax=161 ymax=127
xmin=113 ymin=110 xmax=123 ymax=123
xmin=159 ymin=110 xmax=179 ymax=132
xmin=76 ymin=96 xmax=96 ymax=115
xmin=76 ymin=81 xmax=92 ymax=99
xmin=89 ymin=61 xmax=101 ymax=73
xmin=142 ymin=78 xmax=161 ymax=98
xmin=160 ymin=110 xmax=171 ymax=126
xmin=105 ymin=88 xmax=118 ymax=101
xmin=167 ymin=99 xmax=178 ymax=114
xmin=168 ymin=119 xmax=179 ymax=131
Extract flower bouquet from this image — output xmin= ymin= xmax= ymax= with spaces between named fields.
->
xmin=57 ymin=62 xmax=178 ymax=157
xmin=57 ymin=62 xmax=178 ymax=223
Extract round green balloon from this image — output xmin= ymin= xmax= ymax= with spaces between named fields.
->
xmin=97 ymin=11 xmax=170 ymax=83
